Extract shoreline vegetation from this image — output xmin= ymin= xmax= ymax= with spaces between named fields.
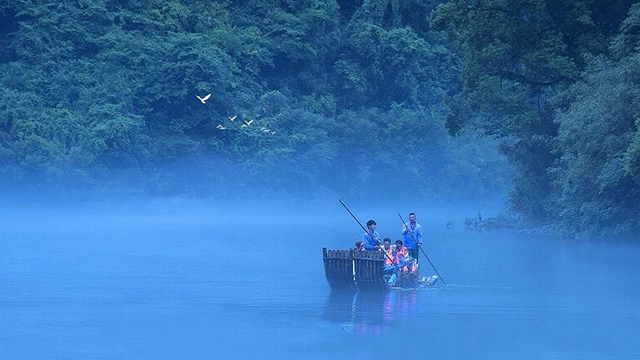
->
xmin=465 ymin=212 xmax=640 ymax=240
xmin=465 ymin=213 xmax=568 ymax=237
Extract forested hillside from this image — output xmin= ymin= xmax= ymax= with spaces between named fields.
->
xmin=1 ymin=0 xmax=639 ymax=236
xmin=0 ymin=0 xmax=510 ymax=203
xmin=432 ymin=0 xmax=640 ymax=235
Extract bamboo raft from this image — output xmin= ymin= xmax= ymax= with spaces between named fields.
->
xmin=322 ymin=248 xmax=435 ymax=292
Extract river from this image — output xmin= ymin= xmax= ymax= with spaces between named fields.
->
xmin=1 ymin=205 xmax=638 ymax=359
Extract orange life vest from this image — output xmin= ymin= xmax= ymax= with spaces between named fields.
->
xmin=382 ymin=247 xmax=394 ymax=265
xmin=393 ymin=246 xmax=405 ymax=267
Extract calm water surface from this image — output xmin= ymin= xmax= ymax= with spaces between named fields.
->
xmin=1 ymin=208 xmax=639 ymax=359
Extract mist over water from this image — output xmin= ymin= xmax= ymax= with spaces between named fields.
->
xmin=3 ymin=1 xmax=640 ymax=358
xmin=1 ymin=202 xmax=638 ymax=360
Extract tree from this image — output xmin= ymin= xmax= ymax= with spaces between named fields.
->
xmin=430 ymin=0 xmax=638 ymax=226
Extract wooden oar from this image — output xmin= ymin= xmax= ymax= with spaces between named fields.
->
xmin=398 ymin=212 xmax=446 ymax=285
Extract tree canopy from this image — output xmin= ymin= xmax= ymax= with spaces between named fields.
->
xmin=4 ymin=0 xmax=639 ymax=237
xmin=432 ymin=0 xmax=640 ymax=236
xmin=0 ymin=0 xmax=510 ymax=205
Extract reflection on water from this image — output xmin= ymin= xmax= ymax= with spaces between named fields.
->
xmin=324 ymin=290 xmax=420 ymax=336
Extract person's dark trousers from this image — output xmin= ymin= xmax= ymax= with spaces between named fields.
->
xmin=409 ymin=248 xmax=419 ymax=262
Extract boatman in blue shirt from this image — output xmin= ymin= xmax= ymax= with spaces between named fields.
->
xmin=363 ymin=219 xmax=381 ymax=250
xmin=402 ymin=212 xmax=423 ymax=261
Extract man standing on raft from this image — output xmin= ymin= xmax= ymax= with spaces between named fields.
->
xmin=402 ymin=212 xmax=423 ymax=261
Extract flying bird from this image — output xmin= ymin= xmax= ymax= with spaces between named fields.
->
xmin=196 ymin=94 xmax=211 ymax=104
xmin=228 ymin=115 xmax=237 ymax=122
xmin=216 ymin=125 xmax=226 ymax=130
xmin=243 ymin=119 xmax=254 ymax=126
xmin=271 ymin=130 xmax=276 ymax=135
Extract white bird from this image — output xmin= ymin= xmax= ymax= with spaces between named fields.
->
xmin=229 ymin=115 xmax=237 ymax=122
xmin=216 ymin=125 xmax=226 ymax=130
xmin=271 ymin=130 xmax=276 ymax=135
xmin=196 ymin=94 xmax=211 ymax=104
xmin=241 ymin=124 xmax=247 ymax=128
xmin=244 ymin=119 xmax=254 ymax=126
xmin=262 ymin=128 xmax=270 ymax=133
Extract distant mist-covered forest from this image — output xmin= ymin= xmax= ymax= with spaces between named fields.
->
xmin=1 ymin=0 xmax=639 ymax=237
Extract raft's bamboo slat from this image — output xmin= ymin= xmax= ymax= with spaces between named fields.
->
xmin=322 ymin=248 xmax=356 ymax=291
xmin=349 ymin=250 xmax=386 ymax=292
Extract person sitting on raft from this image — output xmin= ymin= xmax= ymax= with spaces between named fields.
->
xmin=381 ymin=238 xmax=414 ymax=286
xmin=395 ymin=239 xmax=417 ymax=273
xmin=363 ymin=219 xmax=381 ymax=250
xmin=381 ymin=238 xmax=394 ymax=259
xmin=382 ymin=238 xmax=399 ymax=285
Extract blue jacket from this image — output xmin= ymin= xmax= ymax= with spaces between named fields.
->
xmin=363 ymin=230 xmax=381 ymax=250
xmin=402 ymin=222 xmax=423 ymax=249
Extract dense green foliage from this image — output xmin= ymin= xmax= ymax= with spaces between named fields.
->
xmin=0 ymin=0 xmax=511 ymax=203
xmin=7 ymin=0 xmax=640 ymax=236
xmin=432 ymin=0 xmax=640 ymax=235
